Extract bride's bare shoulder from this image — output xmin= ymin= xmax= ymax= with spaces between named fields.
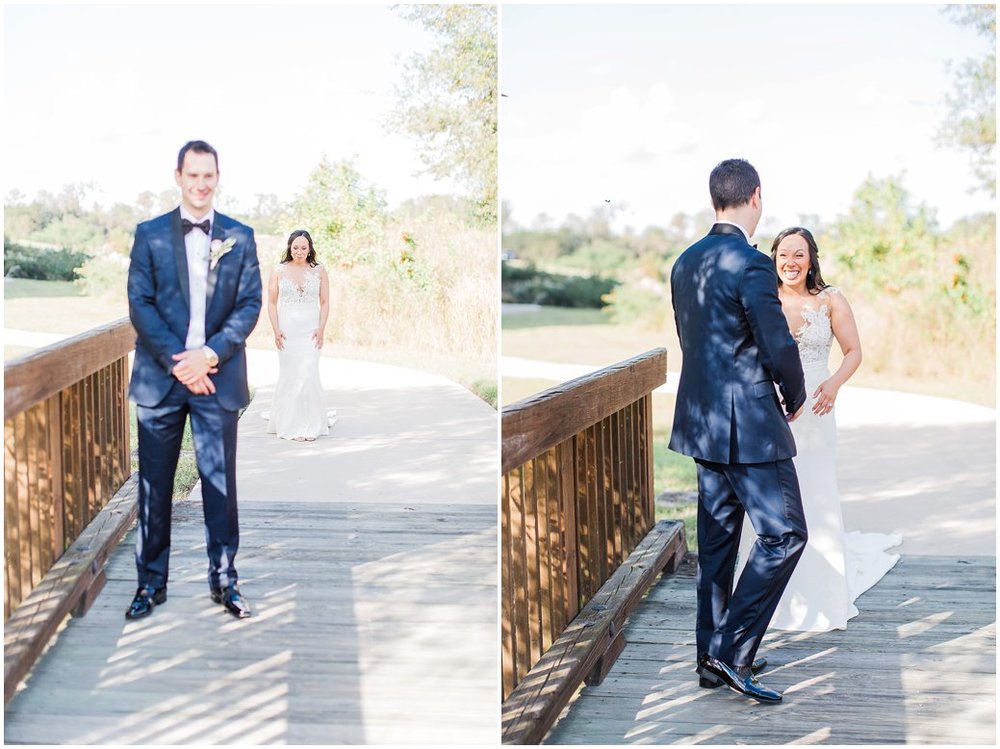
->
xmin=821 ymin=286 xmax=854 ymax=313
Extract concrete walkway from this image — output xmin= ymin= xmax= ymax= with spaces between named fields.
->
xmin=503 ymin=356 xmax=996 ymax=556
xmin=5 ymin=347 xmax=498 ymax=744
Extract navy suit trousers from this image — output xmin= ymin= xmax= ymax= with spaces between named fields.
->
xmin=694 ymin=458 xmax=807 ymax=667
xmin=135 ymin=380 xmax=240 ymax=590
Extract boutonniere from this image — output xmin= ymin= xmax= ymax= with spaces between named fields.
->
xmin=209 ymin=237 xmax=237 ymax=270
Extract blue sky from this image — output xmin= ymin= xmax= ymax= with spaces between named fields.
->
xmin=501 ymin=4 xmax=995 ymax=232
xmin=4 ymin=4 xmax=461 ymax=210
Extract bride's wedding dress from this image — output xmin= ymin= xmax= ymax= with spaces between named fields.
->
xmin=737 ymin=287 xmax=901 ymax=631
xmin=266 ymin=264 xmax=335 ymax=440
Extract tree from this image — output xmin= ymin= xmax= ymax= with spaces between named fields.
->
xmin=827 ymin=173 xmax=937 ymax=292
xmin=288 ymin=157 xmax=387 ymax=267
xmin=938 ymin=5 xmax=996 ymax=196
xmin=389 ymin=5 xmax=497 ymax=224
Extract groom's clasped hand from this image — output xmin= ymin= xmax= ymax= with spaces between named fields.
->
xmin=170 ymin=348 xmax=219 ymax=395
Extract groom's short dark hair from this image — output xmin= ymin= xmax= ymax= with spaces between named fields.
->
xmin=177 ymin=140 xmax=219 ymax=172
xmin=709 ymin=159 xmax=760 ymax=211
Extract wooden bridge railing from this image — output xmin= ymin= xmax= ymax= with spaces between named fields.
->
xmin=501 ymin=348 xmax=687 ymax=743
xmin=4 ymin=317 xmax=137 ymax=704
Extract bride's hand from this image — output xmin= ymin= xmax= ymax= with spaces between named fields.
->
xmin=274 ymin=330 xmax=286 ymax=351
xmin=311 ymin=329 xmax=324 ymax=350
xmin=812 ymin=379 xmax=839 ymax=416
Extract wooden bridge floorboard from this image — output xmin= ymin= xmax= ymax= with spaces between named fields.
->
xmin=4 ymin=499 xmax=497 ymax=744
xmin=545 ymin=554 xmax=995 ymax=745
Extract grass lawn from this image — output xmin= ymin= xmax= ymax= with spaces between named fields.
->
xmin=4 ymin=278 xmax=128 ymax=334
xmin=503 ymin=305 xmax=681 ymax=372
xmin=502 ymin=305 xmax=608 ymax=330
xmin=4 ymin=278 xmax=88 ymax=299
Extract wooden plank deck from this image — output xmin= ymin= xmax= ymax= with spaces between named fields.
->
xmin=4 ymin=356 xmax=498 ymax=744
xmin=4 ymin=501 xmax=496 ymax=744
xmin=545 ymin=554 xmax=996 ymax=745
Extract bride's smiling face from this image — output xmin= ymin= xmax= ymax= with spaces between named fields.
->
xmin=775 ymin=234 xmax=810 ymax=289
xmin=289 ymin=236 xmax=311 ymax=264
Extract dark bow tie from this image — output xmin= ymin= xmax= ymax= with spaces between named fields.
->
xmin=182 ymin=218 xmax=210 ymax=235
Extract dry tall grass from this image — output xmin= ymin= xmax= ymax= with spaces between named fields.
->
xmin=258 ymin=207 xmax=496 ymax=367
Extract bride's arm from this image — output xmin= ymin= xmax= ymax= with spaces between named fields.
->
xmin=814 ymin=289 xmax=862 ymax=415
xmin=267 ymin=267 xmax=285 ymax=350
xmin=313 ymin=266 xmax=330 ymax=349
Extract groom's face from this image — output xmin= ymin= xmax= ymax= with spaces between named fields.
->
xmin=175 ymin=151 xmax=219 ymax=215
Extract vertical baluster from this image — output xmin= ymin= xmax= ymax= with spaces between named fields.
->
xmin=613 ymin=409 xmax=625 ymax=565
xmin=558 ymin=438 xmax=579 ymax=625
xmin=523 ymin=457 xmax=542 ymax=669
xmin=5 ymin=418 xmax=21 ymax=617
xmin=510 ymin=465 xmax=530 ymax=685
xmin=591 ymin=419 xmax=614 ymax=580
xmin=545 ymin=445 xmax=565 ymax=640
xmin=15 ymin=410 xmax=32 ymax=603
xmin=49 ymin=395 xmax=64 ymax=561
xmin=580 ymin=424 xmax=598 ymax=604
xmin=630 ymin=400 xmax=642 ymax=549
xmin=642 ymin=393 xmax=656 ymax=534
xmin=64 ymin=383 xmax=81 ymax=541
xmin=86 ymin=373 xmax=99 ymax=521
xmin=26 ymin=403 xmax=43 ymax=589
xmin=535 ymin=453 xmax=554 ymax=654
xmin=501 ymin=471 xmax=515 ymax=700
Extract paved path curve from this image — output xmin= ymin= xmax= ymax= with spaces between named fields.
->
xmin=504 ymin=355 xmax=996 ymax=556
xmin=5 ymin=343 xmax=498 ymax=744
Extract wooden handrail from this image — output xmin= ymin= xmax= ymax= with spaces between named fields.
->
xmin=501 ymin=348 xmax=667 ymax=474
xmin=5 ymin=317 xmax=135 ymax=418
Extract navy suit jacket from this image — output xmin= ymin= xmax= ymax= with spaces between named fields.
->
xmin=668 ymin=224 xmax=806 ymax=464
xmin=127 ymin=208 xmax=262 ymax=411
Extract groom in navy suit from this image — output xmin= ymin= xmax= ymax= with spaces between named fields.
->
xmin=669 ymin=159 xmax=808 ymax=702
xmin=126 ymin=140 xmax=261 ymax=620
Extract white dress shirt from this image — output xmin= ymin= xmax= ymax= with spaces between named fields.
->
xmin=714 ymin=219 xmax=752 ymax=244
xmin=180 ymin=205 xmax=214 ymax=350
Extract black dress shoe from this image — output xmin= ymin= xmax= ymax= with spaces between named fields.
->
xmin=697 ymin=654 xmax=782 ymax=703
xmin=125 ymin=585 xmax=167 ymax=620
xmin=222 ymin=585 xmax=252 ymax=619
xmin=697 ymin=655 xmax=767 ymax=688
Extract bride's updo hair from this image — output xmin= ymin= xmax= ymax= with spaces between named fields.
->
xmin=281 ymin=229 xmax=319 ymax=267
xmin=770 ymin=227 xmax=828 ymax=295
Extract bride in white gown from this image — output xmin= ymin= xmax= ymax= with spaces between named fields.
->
xmin=265 ymin=230 xmax=336 ymax=441
xmin=737 ymin=227 xmax=901 ymax=632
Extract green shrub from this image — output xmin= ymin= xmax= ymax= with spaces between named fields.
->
xmin=3 ymin=238 xmax=90 ymax=281
xmin=601 ymin=282 xmax=668 ymax=327
xmin=74 ymin=252 xmax=129 ymax=300
xmin=501 ymin=262 xmax=618 ymax=308
xmin=554 ymin=238 xmax=634 ymax=272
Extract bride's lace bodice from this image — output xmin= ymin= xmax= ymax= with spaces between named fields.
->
xmin=793 ymin=288 xmax=838 ymax=366
xmin=276 ymin=264 xmax=321 ymax=307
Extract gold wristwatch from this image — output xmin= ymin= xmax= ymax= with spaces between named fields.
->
xmin=202 ymin=346 xmax=220 ymax=367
